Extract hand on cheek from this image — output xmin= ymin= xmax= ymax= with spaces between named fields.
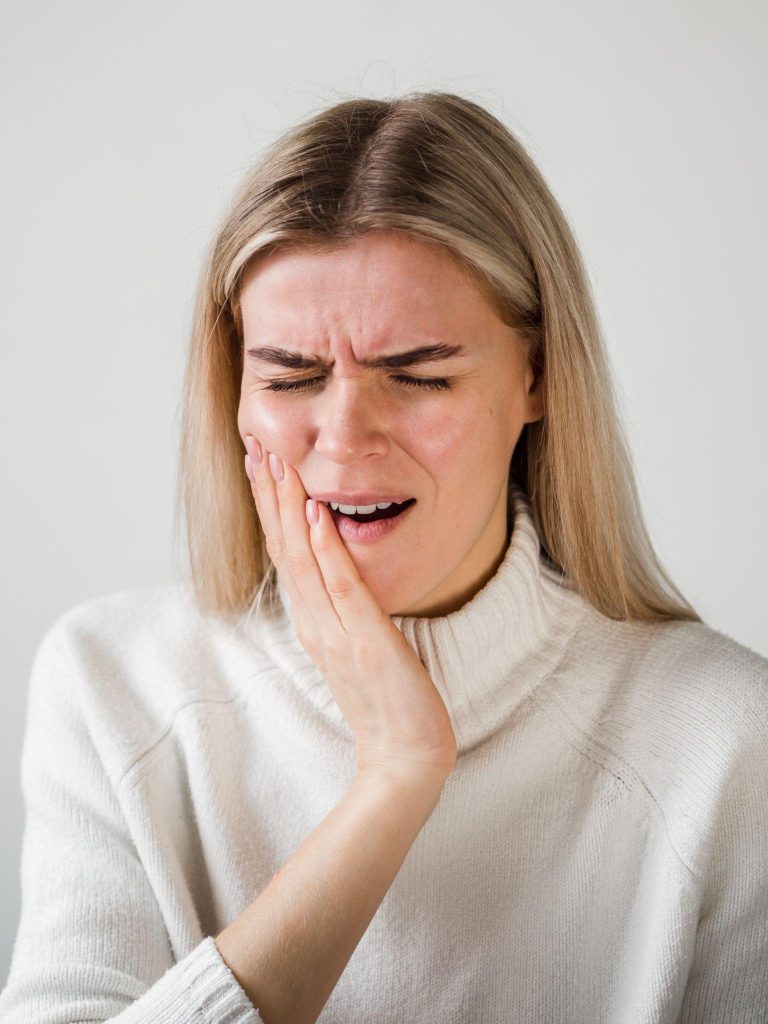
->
xmin=241 ymin=433 xmax=458 ymax=779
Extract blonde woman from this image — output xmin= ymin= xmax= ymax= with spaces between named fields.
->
xmin=2 ymin=93 xmax=766 ymax=1024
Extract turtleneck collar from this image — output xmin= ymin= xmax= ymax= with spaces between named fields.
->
xmin=253 ymin=482 xmax=588 ymax=755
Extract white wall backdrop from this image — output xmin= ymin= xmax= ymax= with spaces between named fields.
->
xmin=1 ymin=0 xmax=766 ymax=982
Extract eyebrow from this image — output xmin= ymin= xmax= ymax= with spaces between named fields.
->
xmin=245 ymin=343 xmax=467 ymax=370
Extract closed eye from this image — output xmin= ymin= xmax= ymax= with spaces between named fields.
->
xmin=264 ymin=375 xmax=452 ymax=393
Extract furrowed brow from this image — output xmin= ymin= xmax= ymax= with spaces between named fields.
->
xmin=245 ymin=343 xmax=467 ymax=370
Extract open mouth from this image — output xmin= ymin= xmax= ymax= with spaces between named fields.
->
xmin=327 ymin=498 xmax=416 ymax=524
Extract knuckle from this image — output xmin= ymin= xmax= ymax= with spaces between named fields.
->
xmin=265 ymin=537 xmax=285 ymax=563
xmin=286 ymin=552 xmax=311 ymax=577
xmin=321 ymin=635 xmax=348 ymax=664
xmin=293 ymin=617 xmax=315 ymax=650
xmin=326 ymin=575 xmax=352 ymax=600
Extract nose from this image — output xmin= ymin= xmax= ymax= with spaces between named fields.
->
xmin=312 ymin=376 xmax=390 ymax=463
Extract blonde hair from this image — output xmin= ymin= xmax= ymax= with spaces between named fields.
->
xmin=173 ymin=91 xmax=701 ymax=625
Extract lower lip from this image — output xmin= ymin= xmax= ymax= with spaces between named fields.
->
xmin=330 ymin=502 xmax=416 ymax=544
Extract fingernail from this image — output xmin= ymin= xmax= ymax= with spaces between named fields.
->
xmin=245 ymin=435 xmax=263 ymax=465
xmin=268 ymin=452 xmax=284 ymax=482
xmin=306 ymin=498 xmax=319 ymax=525
xmin=244 ymin=453 xmax=254 ymax=483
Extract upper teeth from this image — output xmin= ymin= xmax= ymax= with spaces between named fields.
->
xmin=329 ymin=501 xmax=396 ymax=514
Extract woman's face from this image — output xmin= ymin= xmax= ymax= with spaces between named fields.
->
xmin=237 ymin=230 xmax=543 ymax=617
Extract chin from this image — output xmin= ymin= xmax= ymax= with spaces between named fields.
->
xmin=356 ymin=571 xmax=413 ymax=617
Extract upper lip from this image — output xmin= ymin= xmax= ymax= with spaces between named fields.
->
xmin=310 ymin=492 xmax=416 ymax=505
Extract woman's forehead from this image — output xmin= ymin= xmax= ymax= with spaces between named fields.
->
xmin=239 ymin=234 xmax=502 ymax=342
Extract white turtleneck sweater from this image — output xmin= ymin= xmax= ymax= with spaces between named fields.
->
xmin=2 ymin=484 xmax=767 ymax=1023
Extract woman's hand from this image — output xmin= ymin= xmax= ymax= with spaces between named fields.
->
xmin=243 ymin=434 xmax=458 ymax=782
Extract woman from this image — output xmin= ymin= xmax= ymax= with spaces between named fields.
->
xmin=2 ymin=93 xmax=766 ymax=1024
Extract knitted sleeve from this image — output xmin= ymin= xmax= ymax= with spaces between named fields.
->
xmin=0 ymin=622 xmax=264 ymax=1024
xmin=678 ymin=675 xmax=768 ymax=1023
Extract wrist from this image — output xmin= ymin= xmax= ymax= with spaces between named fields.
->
xmin=355 ymin=761 xmax=453 ymax=802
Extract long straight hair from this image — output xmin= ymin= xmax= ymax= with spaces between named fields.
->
xmin=173 ymin=92 xmax=701 ymax=625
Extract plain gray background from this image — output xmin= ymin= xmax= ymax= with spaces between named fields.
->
xmin=1 ymin=0 xmax=766 ymax=984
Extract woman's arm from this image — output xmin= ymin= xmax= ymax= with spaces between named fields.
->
xmin=0 ymin=623 xmax=262 ymax=1024
xmin=677 ymin=690 xmax=768 ymax=1023
xmin=215 ymin=765 xmax=449 ymax=1024
xmin=221 ymin=447 xmax=458 ymax=1022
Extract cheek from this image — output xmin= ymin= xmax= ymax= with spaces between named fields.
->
xmin=238 ymin=393 xmax=305 ymax=449
xmin=237 ymin=389 xmax=504 ymax=475
xmin=411 ymin=400 xmax=500 ymax=478
xmin=411 ymin=409 xmax=466 ymax=472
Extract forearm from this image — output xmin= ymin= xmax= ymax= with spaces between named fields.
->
xmin=214 ymin=768 xmax=448 ymax=1024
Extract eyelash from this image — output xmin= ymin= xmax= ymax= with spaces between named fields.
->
xmin=264 ymin=374 xmax=452 ymax=393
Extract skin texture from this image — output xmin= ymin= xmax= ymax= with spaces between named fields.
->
xmin=237 ymin=229 xmax=543 ymax=618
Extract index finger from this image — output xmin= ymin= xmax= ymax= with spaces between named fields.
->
xmin=267 ymin=456 xmax=344 ymax=638
xmin=305 ymin=498 xmax=390 ymax=639
xmin=269 ymin=455 xmax=383 ymax=640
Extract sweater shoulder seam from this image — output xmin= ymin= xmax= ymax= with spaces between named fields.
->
xmin=528 ymin=684 xmax=701 ymax=883
xmin=114 ymin=694 xmax=248 ymax=790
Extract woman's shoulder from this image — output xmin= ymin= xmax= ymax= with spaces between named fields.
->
xmin=573 ymin=602 xmax=768 ymax=720
xmin=28 ymin=583 xmax=252 ymax=782
xmin=556 ymin=606 xmax=768 ymax=793
xmin=44 ymin=581 xmax=196 ymax=645
xmin=550 ymin=608 xmax=768 ymax=877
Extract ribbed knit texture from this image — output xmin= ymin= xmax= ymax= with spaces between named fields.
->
xmin=2 ymin=482 xmax=767 ymax=1022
